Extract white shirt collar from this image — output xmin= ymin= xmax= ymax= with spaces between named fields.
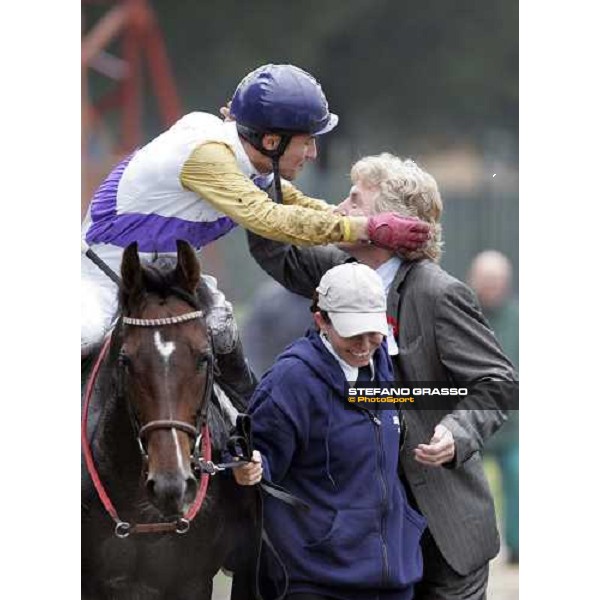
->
xmin=319 ymin=331 xmax=374 ymax=383
xmin=223 ymin=121 xmax=258 ymax=177
xmin=376 ymin=256 xmax=402 ymax=292
xmin=375 ymin=256 xmax=402 ymax=356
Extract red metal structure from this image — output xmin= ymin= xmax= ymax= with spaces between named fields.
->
xmin=82 ymin=0 xmax=182 ymax=216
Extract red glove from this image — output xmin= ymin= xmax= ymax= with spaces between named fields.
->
xmin=367 ymin=213 xmax=430 ymax=251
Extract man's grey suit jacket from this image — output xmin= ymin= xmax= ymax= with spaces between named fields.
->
xmin=247 ymin=232 xmax=518 ymax=576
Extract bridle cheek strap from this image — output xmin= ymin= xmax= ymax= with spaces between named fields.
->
xmin=183 ymin=425 xmax=211 ymax=523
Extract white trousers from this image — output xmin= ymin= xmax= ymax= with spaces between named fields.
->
xmin=81 ymin=248 xmax=238 ymax=356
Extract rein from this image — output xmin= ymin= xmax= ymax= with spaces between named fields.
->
xmin=82 ymin=310 xmax=229 ymax=538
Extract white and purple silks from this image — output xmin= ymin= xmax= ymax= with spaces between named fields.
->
xmin=81 ymin=114 xmax=270 ymax=355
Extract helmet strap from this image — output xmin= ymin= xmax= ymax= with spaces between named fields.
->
xmin=271 ymin=157 xmax=284 ymax=205
xmin=266 ymin=136 xmax=291 ymax=204
xmin=237 ymin=124 xmax=293 ymax=204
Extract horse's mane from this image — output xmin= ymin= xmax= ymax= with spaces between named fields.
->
xmin=119 ymin=255 xmax=213 ymax=314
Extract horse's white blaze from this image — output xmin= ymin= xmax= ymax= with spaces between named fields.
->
xmin=172 ymin=428 xmax=186 ymax=474
xmin=153 ymin=332 xmax=187 ymax=477
xmin=154 ymin=331 xmax=176 ymax=364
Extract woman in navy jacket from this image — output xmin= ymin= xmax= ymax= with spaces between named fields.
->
xmin=235 ymin=263 xmax=426 ymax=600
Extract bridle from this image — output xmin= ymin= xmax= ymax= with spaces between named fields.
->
xmin=82 ymin=309 xmax=225 ymax=538
xmin=118 ymin=311 xmax=215 ymax=479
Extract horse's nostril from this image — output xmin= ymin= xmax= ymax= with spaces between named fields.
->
xmin=146 ymin=477 xmax=156 ymax=498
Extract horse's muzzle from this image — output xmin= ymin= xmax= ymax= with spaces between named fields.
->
xmin=146 ymin=472 xmax=198 ymax=516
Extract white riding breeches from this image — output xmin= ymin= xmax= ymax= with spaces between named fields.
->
xmin=81 ymin=252 xmax=238 ymax=357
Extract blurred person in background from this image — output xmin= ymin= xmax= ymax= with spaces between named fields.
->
xmin=247 ymin=153 xmax=517 ymax=599
xmin=468 ymin=250 xmax=519 ymax=565
xmin=81 ymin=64 xmax=429 ymax=405
xmin=235 ymin=263 xmax=426 ymax=600
xmin=241 ymin=281 xmax=312 ymax=377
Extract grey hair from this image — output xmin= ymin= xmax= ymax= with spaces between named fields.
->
xmin=350 ymin=153 xmax=444 ymax=262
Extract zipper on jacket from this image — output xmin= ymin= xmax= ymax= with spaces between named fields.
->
xmin=373 ymin=415 xmax=390 ymax=585
xmin=364 ymin=407 xmax=381 ymax=426
xmin=350 ymin=403 xmax=382 ymax=426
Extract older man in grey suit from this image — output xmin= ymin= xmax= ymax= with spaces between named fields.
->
xmin=246 ymin=153 xmax=517 ymax=599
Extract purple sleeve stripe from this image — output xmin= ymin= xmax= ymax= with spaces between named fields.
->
xmin=89 ymin=153 xmax=135 ymax=223
xmin=86 ymin=212 xmax=237 ymax=253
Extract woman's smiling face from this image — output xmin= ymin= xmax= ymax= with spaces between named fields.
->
xmin=314 ymin=312 xmax=383 ymax=367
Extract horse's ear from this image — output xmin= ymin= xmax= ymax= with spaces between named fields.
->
xmin=175 ymin=240 xmax=201 ymax=294
xmin=121 ymin=242 xmax=143 ymax=298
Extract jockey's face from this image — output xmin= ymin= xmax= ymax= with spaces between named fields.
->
xmin=258 ymin=133 xmax=317 ymax=180
xmin=278 ymin=134 xmax=318 ymax=180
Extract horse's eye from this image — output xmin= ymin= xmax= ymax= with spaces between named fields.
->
xmin=119 ymin=353 xmax=133 ymax=372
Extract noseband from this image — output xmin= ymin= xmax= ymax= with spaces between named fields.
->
xmin=82 ymin=309 xmax=220 ymax=538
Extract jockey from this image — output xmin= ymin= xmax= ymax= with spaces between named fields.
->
xmin=81 ymin=63 xmax=430 ymax=403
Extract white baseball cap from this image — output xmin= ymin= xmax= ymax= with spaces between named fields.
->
xmin=316 ymin=263 xmax=388 ymax=338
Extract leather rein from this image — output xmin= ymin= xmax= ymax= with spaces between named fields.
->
xmin=82 ymin=310 xmax=237 ymax=538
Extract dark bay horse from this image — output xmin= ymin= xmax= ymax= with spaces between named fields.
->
xmin=82 ymin=241 xmax=258 ymax=600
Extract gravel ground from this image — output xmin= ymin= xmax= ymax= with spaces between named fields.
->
xmin=489 ymin=549 xmax=519 ymax=600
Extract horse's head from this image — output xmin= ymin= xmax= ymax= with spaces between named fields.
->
xmin=117 ymin=240 xmax=213 ymax=518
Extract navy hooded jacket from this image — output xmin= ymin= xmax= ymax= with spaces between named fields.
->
xmin=249 ymin=329 xmax=426 ymax=600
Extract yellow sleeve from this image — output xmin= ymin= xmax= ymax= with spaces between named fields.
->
xmin=281 ymin=180 xmax=332 ymax=212
xmin=180 ymin=142 xmax=358 ymax=246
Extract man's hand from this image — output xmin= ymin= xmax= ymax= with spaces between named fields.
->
xmin=414 ymin=424 xmax=455 ymax=467
xmin=367 ymin=213 xmax=430 ymax=251
xmin=232 ymin=450 xmax=263 ymax=486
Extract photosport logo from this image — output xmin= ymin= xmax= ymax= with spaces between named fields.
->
xmin=344 ymin=381 xmax=519 ymax=411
